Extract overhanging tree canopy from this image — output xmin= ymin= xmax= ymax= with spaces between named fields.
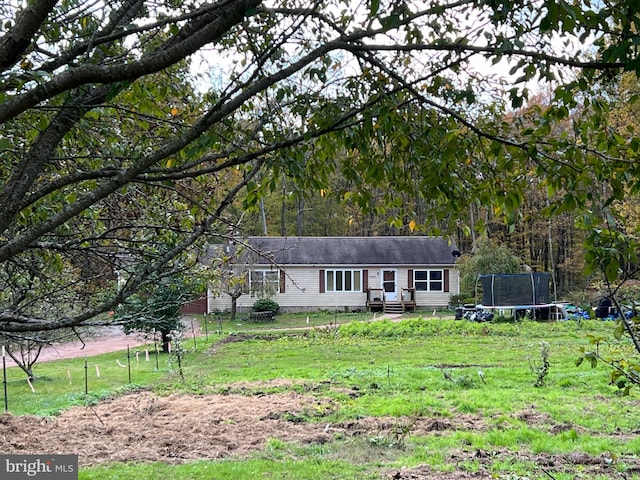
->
xmin=1 ymin=0 xmax=639 ymax=333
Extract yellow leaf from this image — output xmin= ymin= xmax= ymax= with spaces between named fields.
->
xmin=166 ymin=158 xmax=175 ymax=168
xmin=171 ymin=107 xmax=179 ymax=116
xmin=409 ymin=220 xmax=416 ymax=232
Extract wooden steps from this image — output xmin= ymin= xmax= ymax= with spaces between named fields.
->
xmin=384 ymin=302 xmax=405 ymax=314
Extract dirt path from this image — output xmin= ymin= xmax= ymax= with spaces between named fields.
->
xmin=37 ymin=330 xmax=149 ymax=363
xmin=5 ymin=314 xmax=405 ymax=367
xmin=2 ymin=328 xmax=150 ymax=368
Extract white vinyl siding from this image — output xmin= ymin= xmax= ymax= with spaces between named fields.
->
xmin=208 ymin=266 xmax=459 ymax=313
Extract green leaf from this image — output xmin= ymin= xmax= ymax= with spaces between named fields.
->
xmin=369 ymin=0 xmax=380 ymax=17
xmin=105 ymin=80 xmax=132 ymax=102
xmin=380 ymin=14 xmax=401 ymax=29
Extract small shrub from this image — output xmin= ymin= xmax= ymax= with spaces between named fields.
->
xmin=493 ymin=315 xmax=515 ymax=323
xmin=530 ymin=341 xmax=550 ymax=387
xmin=253 ymin=298 xmax=280 ymax=313
xmin=450 ymin=294 xmax=474 ymax=306
xmin=455 ymin=374 xmax=476 ymax=389
xmin=442 ymin=367 xmax=476 ymax=389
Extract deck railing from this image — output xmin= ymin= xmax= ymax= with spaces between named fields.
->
xmin=366 ymin=287 xmax=416 ymax=311
xmin=400 ymin=288 xmax=416 ymax=303
xmin=367 ymin=288 xmax=385 ymax=303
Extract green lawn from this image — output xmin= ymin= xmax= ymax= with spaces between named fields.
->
xmin=3 ymin=315 xmax=638 ymax=479
xmin=192 ymin=309 xmax=433 ymax=332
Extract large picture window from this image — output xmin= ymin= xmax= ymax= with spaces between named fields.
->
xmin=414 ymin=270 xmax=443 ymax=292
xmin=326 ymin=269 xmax=362 ymax=292
xmin=250 ymin=270 xmax=280 ymax=297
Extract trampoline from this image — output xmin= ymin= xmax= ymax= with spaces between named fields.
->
xmin=475 ymin=272 xmax=567 ymax=320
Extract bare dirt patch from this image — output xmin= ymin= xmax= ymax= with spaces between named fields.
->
xmin=0 ymin=390 xmax=333 ymax=465
xmin=0 ymin=390 xmax=638 ymax=478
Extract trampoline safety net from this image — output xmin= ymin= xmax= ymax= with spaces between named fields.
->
xmin=479 ymin=273 xmax=551 ymax=307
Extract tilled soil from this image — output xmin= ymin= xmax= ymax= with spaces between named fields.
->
xmin=1 ymin=388 xmax=638 ymax=479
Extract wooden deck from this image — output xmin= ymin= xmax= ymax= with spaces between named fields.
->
xmin=366 ymin=288 xmax=416 ymax=314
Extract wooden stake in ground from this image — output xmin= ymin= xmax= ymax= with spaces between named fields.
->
xmin=2 ymin=345 xmax=8 ymax=413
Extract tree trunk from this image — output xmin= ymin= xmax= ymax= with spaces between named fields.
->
xmin=296 ymin=197 xmax=304 ymax=236
xmin=260 ymin=198 xmax=268 ymax=235
xmin=230 ymin=296 xmax=238 ymax=322
xmin=161 ymin=330 xmax=171 ymax=353
xmin=7 ymin=345 xmax=41 ymax=381
xmin=281 ymin=180 xmax=287 ymax=236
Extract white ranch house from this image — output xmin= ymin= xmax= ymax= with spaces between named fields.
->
xmin=200 ymin=236 xmax=461 ymax=314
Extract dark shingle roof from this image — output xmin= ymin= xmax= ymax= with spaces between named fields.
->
xmin=242 ymin=236 xmax=458 ymax=266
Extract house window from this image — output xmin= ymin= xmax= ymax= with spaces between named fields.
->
xmin=326 ymin=269 xmax=361 ymax=292
xmin=250 ymin=270 xmax=279 ymax=297
xmin=414 ymin=270 xmax=443 ymax=292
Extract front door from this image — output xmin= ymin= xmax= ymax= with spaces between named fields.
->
xmin=382 ymin=270 xmax=397 ymax=301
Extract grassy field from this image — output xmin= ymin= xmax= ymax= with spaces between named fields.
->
xmin=2 ymin=313 xmax=639 ymax=479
